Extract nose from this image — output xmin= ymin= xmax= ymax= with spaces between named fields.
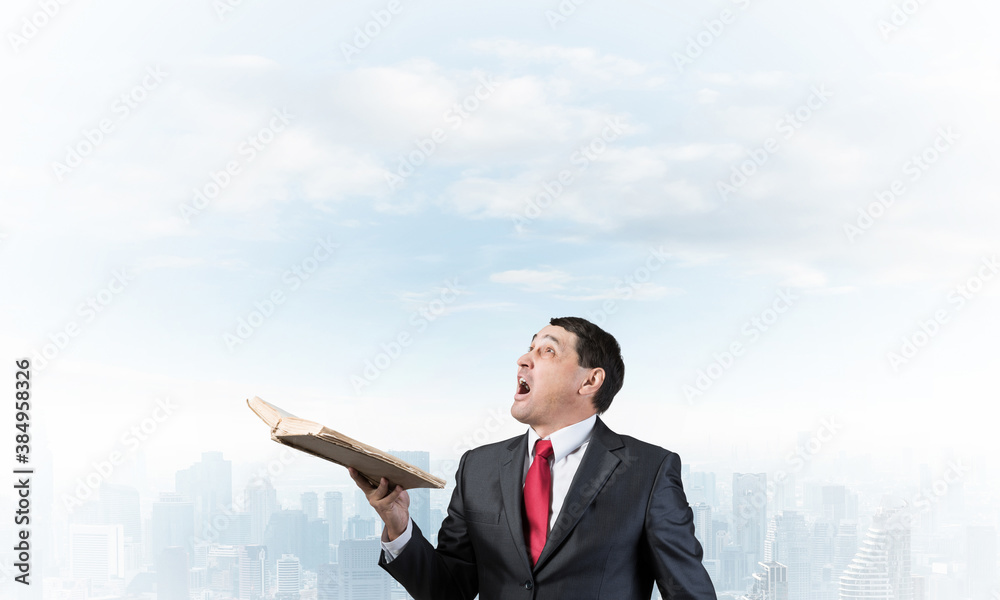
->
xmin=517 ymin=351 xmax=532 ymax=369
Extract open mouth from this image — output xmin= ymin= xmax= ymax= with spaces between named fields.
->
xmin=517 ymin=376 xmax=531 ymax=396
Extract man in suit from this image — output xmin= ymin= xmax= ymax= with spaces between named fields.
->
xmin=350 ymin=316 xmax=715 ymax=600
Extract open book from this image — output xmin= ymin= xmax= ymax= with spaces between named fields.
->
xmin=247 ymin=396 xmax=446 ymax=489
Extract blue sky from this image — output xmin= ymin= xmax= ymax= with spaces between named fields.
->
xmin=1 ymin=0 xmax=998 ymax=499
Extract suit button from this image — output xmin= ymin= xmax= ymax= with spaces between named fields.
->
xmin=523 ymin=580 xmax=533 ymax=590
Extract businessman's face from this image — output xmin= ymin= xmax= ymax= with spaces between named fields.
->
xmin=513 ymin=324 xmax=593 ymax=433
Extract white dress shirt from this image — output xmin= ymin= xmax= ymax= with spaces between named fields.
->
xmin=382 ymin=413 xmax=597 ymax=561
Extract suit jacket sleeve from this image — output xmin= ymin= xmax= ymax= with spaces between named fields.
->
xmin=378 ymin=450 xmax=478 ymax=600
xmin=644 ymin=452 xmax=717 ymax=600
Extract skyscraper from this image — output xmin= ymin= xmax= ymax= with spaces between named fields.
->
xmin=239 ymin=545 xmax=266 ymax=600
xmin=176 ymin=451 xmax=233 ymax=542
xmin=693 ymin=503 xmax=714 ymax=561
xmin=324 ymin=491 xmax=343 ymax=547
xmin=338 ymin=538 xmax=392 ymax=600
xmin=764 ymin=511 xmax=809 ymax=600
xmin=839 ymin=499 xmax=912 ymax=600
xmin=245 ymin=477 xmax=277 ymax=544
xmin=302 ymin=491 xmax=319 ymax=520
xmin=276 ymin=554 xmax=301 ymax=600
xmin=264 ymin=510 xmax=308 ymax=574
xmin=734 ymin=473 xmax=768 ymax=585
xmin=966 ymin=525 xmax=997 ymax=600
xmin=834 ymin=522 xmax=858 ymax=578
xmin=750 ymin=562 xmax=789 ymax=600
xmin=69 ymin=523 xmax=125 ymax=582
xmin=822 ymin=486 xmax=847 ymax=526
xmin=689 ymin=471 xmax=718 ymax=507
xmin=157 ymin=546 xmax=190 ymax=600
xmin=151 ymin=492 xmax=195 ymax=562
xmin=317 ymin=563 xmax=340 ymax=600
xmin=810 ymin=520 xmax=836 ymax=600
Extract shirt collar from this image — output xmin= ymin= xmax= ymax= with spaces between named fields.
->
xmin=526 ymin=413 xmax=598 ymax=463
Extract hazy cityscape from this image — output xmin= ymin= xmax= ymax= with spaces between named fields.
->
xmin=4 ymin=433 xmax=995 ymax=600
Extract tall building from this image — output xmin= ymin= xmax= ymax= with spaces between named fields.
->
xmin=99 ymin=483 xmax=142 ymax=543
xmin=239 ymin=545 xmax=266 ymax=600
xmin=693 ymin=503 xmax=714 ymax=561
xmin=151 ymin=493 xmax=195 ymax=562
xmin=69 ymin=523 xmax=125 ymax=582
xmin=749 ymin=562 xmax=789 ymax=600
xmin=176 ymin=451 xmax=233 ymax=542
xmin=157 ymin=546 xmax=190 ymax=600
xmin=966 ymin=525 xmax=997 ymax=600
xmin=317 ymin=563 xmax=340 ymax=600
xmin=276 ymin=554 xmax=301 ymax=600
xmin=305 ymin=518 xmax=331 ymax=569
xmin=347 ymin=515 xmax=378 ymax=540
xmin=324 ymin=491 xmax=343 ymax=546
xmin=734 ymin=473 xmax=768 ymax=585
xmin=834 ymin=522 xmax=858 ymax=578
xmin=302 ymin=491 xmax=319 ymax=520
xmin=264 ymin=510 xmax=308 ymax=574
xmin=810 ymin=520 xmax=836 ymax=600
xmin=338 ymin=539 xmax=392 ymax=600
xmin=822 ymin=486 xmax=847 ymax=526
xmin=764 ymin=511 xmax=810 ymax=600
xmin=390 ymin=451 xmax=431 ymax=536
xmin=689 ymin=471 xmax=718 ymax=507
xmin=839 ymin=499 xmax=912 ymax=600
xmin=205 ymin=545 xmax=241 ymax=597
xmin=245 ymin=477 xmax=277 ymax=544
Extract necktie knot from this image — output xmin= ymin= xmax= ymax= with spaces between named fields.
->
xmin=534 ymin=439 xmax=554 ymax=461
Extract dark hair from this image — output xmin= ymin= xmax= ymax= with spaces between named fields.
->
xmin=549 ymin=316 xmax=625 ymax=414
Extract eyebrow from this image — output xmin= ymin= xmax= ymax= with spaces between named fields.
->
xmin=529 ymin=334 xmax=561 ymax=347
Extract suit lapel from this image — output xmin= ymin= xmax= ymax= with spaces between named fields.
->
xmin=533 ymin=417 xmax=623 ymax=571
xmin=500 ymin=433 xmax=532 ymax=574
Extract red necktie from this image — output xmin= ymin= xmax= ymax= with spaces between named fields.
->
xmin=524 ymin=439 xmax=554 ymax=565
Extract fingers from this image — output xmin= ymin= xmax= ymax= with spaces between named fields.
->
xmin=348 ymin=467 xmax=379 ymax=494
xmin=383 ymin=483 xmax=404 ymax=505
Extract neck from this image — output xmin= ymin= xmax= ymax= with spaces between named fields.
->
xmin=532 ymin=412 xmax=596 ymax=439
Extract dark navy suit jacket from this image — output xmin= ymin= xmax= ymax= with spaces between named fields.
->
xmin=379 ymin=416 xmax=717 ymax=600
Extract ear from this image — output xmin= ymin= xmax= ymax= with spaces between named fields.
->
xmin=578 ymin=367 xmax=605 ymax=397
